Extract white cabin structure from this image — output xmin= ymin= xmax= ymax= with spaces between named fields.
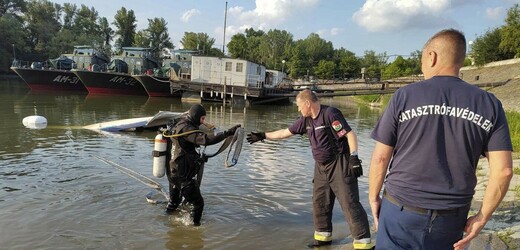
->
xmin=266 ymin=70 xmax=286 ymax=87
xmin=191 ymin=56 xmax=266 ymax=88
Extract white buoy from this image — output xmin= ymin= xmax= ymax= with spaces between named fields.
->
xmin=22 ymin=115 xmax=47 ymax=129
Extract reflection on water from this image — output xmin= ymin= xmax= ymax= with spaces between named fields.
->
xmin=0 ymin=78 xmax=383 ymax=249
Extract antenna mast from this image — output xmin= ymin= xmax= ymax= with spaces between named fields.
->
xmin=222 ymin=1 xmax=228 ymax=54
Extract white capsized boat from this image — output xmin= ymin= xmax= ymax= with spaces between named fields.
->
xmin=83 ymin=111 xmax=184 ymax=132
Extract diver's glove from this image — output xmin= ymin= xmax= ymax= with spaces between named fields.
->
xmin=246 ymin=131 xmax=266 ymax=144
xmin=224 ymin=124 xmax=241 ymax=137
xmin=348 ymin=154 xmax=363 ymax=177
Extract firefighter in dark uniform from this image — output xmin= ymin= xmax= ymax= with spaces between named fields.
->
xmin=247 ymin=89 xmax=373 ymax=249
xmin=165 ymin=104 xmax=240 ymax=226
xmin=369 ymin=29 xmax=513 ymax=250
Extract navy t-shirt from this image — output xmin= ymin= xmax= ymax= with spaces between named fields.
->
xmin=371 ymin=76 xmax=512 ymax=209
xmin=289 ymin=105 xmax=352 ymax=163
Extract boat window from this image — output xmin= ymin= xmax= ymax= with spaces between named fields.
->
xmin=236 ymin=63 xmax=243 ymax=72
xmin=225 ymin=62 xmax=232 ymax=71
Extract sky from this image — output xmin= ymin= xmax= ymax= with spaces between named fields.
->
xmin=51 ymin=0 xmax=520 ymax=59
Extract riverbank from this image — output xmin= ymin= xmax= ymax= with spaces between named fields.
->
xmin=469 ymin=158 xmax=520 ymax=249
xmin=353 ymin=64 xmax=520 ymax=248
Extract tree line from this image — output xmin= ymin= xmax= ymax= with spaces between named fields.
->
xmin=470 ymin=4 xmax=520 ymax=66
xmin=1 ymin=1 xmax=519 ymax=79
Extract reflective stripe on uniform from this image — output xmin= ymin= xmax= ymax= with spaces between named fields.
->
xmin=314 ymin=231 xmax=332 ymax=242
xmin=353 ymin=242 xmax=374 ymax=249
xmin=353 ymin=238 xmax=374 ymax=249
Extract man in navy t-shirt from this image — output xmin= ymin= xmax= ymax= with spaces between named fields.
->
xmin=369 ymin=29 xmax=513 ymax=250
xmin=247 ymin=89 xmax=374 ymax=249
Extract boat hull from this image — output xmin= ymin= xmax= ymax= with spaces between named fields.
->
xmin=133 ymin=74 xmax=180 ymax=97
xmin=10 ymin=67 xmax=87 ymax=92
xmin=72 ymin=70 xmax=148 ymax=96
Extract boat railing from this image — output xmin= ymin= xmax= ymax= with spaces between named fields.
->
xmin=85 ymin=63 xmax=109 ymax=72
xmin=11 ymin=60 xmax=50 ymax=69
xmin=11 ymin=59 xmax=25 ymax=68
xmin=131 ymin=65 xmax=149 ymax=75
xmin=246 ymin=74 xmax=265 ymax=88
xmin=129 ymin=64 xmax=171 ymax=77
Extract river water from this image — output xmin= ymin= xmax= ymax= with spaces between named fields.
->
xmin=0 ymin=77 xmax=383 ymax=249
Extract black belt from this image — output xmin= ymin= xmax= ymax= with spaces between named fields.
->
xmin=383 ymin=190 xmax=463 ymax=216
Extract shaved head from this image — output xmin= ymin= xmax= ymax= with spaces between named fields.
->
xmin=296 ymin=89 xmax=319 ymax=103
xmin=423 ymin=29 xmax=466 ymax=67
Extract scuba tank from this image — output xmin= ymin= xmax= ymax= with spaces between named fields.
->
xmin=152 ymin=133 xmax=167 ymax=178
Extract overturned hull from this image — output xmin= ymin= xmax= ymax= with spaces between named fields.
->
xmin=83 ymin=111 xmax=184 ymax=132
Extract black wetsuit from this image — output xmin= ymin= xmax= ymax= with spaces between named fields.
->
xmin=166 ymin=117 xmax=227 ymax=224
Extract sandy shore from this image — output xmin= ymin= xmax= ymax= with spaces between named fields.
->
xmin=468 ymin=158 xmax=520 ymax=249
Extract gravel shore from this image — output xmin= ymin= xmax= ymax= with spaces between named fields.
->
xmin=468 ymin=158 xmax=520 ymax=249
xmin=458 ymin=61 xmax=520 ymax=249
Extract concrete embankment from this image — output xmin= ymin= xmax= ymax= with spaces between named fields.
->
xmin=453 ymin=60 xmax=520 ymax=249
xmin=461 ymin=59 xmax=520 ymax=113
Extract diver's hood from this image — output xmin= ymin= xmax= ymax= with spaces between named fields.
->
xmin=187 ymin=104 xmax=206 ymax=126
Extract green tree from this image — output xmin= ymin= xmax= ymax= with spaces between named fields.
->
xmin=245 ymin=27 xmax=265 ymax=38
xmin=24 ymin=0 xmax=62 ymax=59
xmin=49 ymin=3 xmax=105 ymax=57
xmin=383 ymin=56 xmax=407 ymax=79
xmin=335 ymin=48 xmax=361 ymax=79
xmin=113 ymin=7 xmax=136 ymax=51
xmin=463 ymin=58 xmax=472 ymax=67
xmin=49 ymin=29 xmax=80 ymax=56
xmin=257 ymin=29 xmax=293 ymax=70
xmin=288 ymin=42 xmax=307 ymax=78
xmin=180 ymin=32 xmax=215 ymax=55
xmin=133 ymin=30 xmax=150 ymax=48
xmin=227 ymin=33 xmax=247 ymax=59
xmin=0 ymin=0 xmax=26 ymax=17
xmin=146 ymin=17 xmax=173 ymax=57
xmin=300 ymin=33 xmax=334 ymax=68
xmin=406 ymin=50 xmax=422 ymax=75
xmin=228 ymin=27 xmax=290 ymax=65
xmin=0 ymin=13 xmax=26 ymax=72
xmin=361 ymin=50 xmax=387 ymax=80
xmin=208 ymin=47 xmax=224 ymax=57
xmin=472 ymin=27 xmax=512 ymax=66
xmin=61 ymin=3 xmax=76 ymax=29
xmin=247 ymin=35 xmax=263 ymax=63
xmin=74 ymin=4 xmax=99 ymax=35
xmin=99 ymin=17 xmax=113 ymax=54
xmin=245 ymin=28 xmax=265 ymax=63
xmin=314 ymin=60 xmax=336 ymax=79
xmin=499 ymin=4 xmax=520 ymax=57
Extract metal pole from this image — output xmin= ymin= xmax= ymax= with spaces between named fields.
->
xmin=12 ymin=44 xmax=16 ymax=60
xmin=222 ymin=1 xmax=228 ymax=54
xmin=223 ymin=76 xmax=227 ymax=105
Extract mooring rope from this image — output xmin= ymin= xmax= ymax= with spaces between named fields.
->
xmin=147 ymin=75 xmax=171 ymax=83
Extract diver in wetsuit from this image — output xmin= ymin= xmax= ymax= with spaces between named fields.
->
xmin=165 ymin=104 xmax=240 ymax=226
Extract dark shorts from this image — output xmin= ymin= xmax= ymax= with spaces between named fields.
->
xmin=376 ymin=194 xmax=470 ymax=250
